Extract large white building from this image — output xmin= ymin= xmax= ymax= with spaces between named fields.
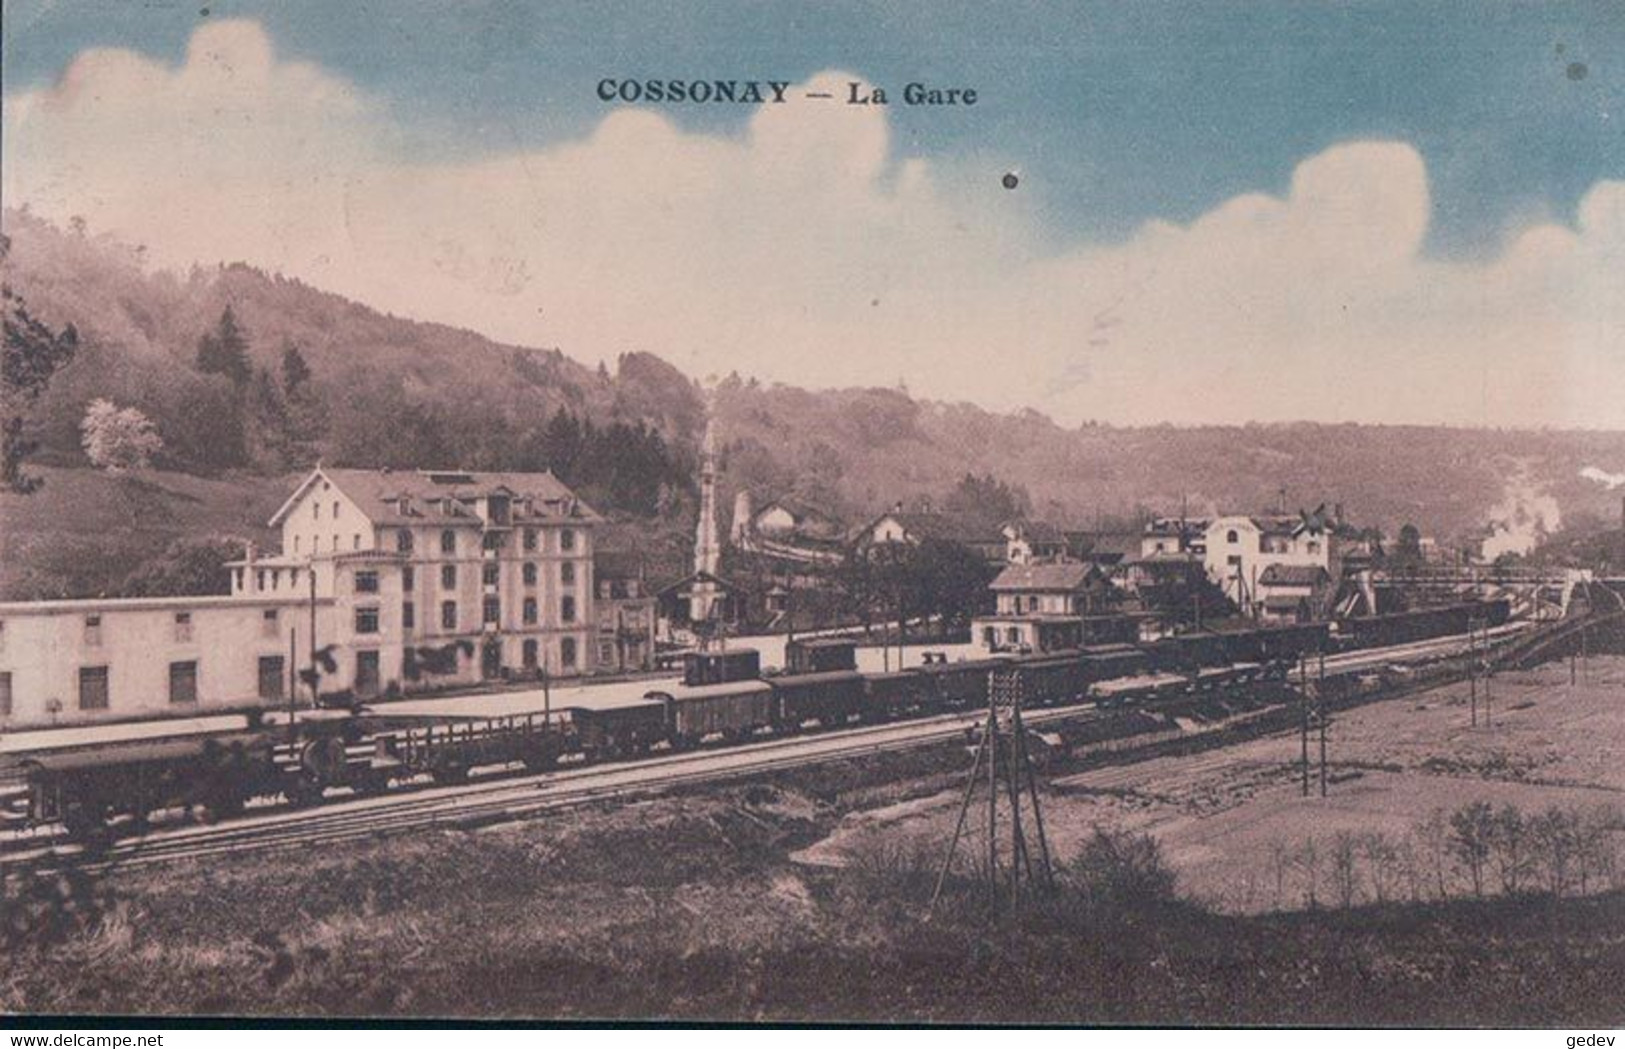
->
xmin=1203 ymin=513 xmax=1332 ymax=617
xmin=0 ymin=467 xmax=601 ymax=730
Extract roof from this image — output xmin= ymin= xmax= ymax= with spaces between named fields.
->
xmin=271 ymin=467 xmax=599 ymax=528
xmin=1066 ymin=530 xmax=1142 ymax=561
xmin=1258 ymin=563 xmax=1331 ymax=587
xmin=1143 ymin=516 xmax=1210 ymax=537
xmin=867 ymin=511 xmax=1003 ymax=545
xmin=990 ymin=562 xmax=1103 ymax=592
xmin=1004 ymin=519 xmax=1066 ymax=544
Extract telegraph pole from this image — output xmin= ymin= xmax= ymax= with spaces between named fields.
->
xmin=1317 ymin=652 xmax=1328 ymax=797
xmin=1299 ymin=656 xmax=1310 ymax=797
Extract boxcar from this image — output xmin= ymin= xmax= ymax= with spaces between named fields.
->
xmin=772 ymin=670 xmax=868 ymax=729
xmin=912 ymin=657 xmax=1008 ymax=711
xmin=649 ymin=680 xmax=777 ymax=743
xmin=570 ymin=701 xmax=667 ymax=760
xmin=1011 ymin=650 xmax=1089 ymax=707
xmin=1079 ymin=644 xmax=1152 ymax=685
xmin=863 ymin=670 xmax=927 ymax=719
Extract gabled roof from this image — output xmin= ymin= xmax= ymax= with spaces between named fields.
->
xmin=990 ymin=562 xmax=1104 ymax=592
xmin=865 ymin=511 xmax=1003 ymax=546
xmin=1066 ymin=530 xmax=1142 ymax=561
xmin=1258 ymin=563 xmax=1330 ymax=587
xmin=1003 ymin=519 xmax=1066 ymax=544
xmin=270 ymin=467 xmax=599 ymax=528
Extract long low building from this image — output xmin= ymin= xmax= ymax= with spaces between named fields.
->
xmin=0 ymin=466 xmax=607 ymax=731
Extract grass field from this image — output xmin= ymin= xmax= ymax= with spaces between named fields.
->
xmin=0 ymin=466 xmax=286 ymax=599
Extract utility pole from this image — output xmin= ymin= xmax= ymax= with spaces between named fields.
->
xmin=1317 ymin=651 xmax=1328 ymax=797
xmin=1468 ymin=618 xmax=1478 ymax=729
xmin=308 ymin=565 xmax=320 ymax=706
xmin=1299 ymin=655 xmax=1310 ymax=797
xmin=930 ymin=665 xmax=1054 ymax=916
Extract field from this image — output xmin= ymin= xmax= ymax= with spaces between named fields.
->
xmin=4 ymin=661 xmax=1625 ymax=1022
xmin=804 ymin=657 xmax=1625 ymax=913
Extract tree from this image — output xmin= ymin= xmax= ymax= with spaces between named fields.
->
xmin=2 ymin=234 xmax=78 ymax=493
xmin=943 ymin=472 xmax=1030 ymax=523
xmin=80 ymin=398 xmax=162 ymax=473
xmin=280 ymin=339 xmax=312 ymax=395
xmin=1448 ymin=801 xmax=1496 ymax=897
xmin=196 ymin=305 xmax=251 ymax=386
xmin=122 ymin=535 xmax=247 ymax=596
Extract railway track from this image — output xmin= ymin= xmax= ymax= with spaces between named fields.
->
xmin=2 ymin=621 xmax=1545 ymax=872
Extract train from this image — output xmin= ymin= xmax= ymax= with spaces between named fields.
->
xmin=0 ymin=600 xmax=1508 ymax=840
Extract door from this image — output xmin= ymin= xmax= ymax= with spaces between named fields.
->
xmin=482 ymin=639 xmax=503 ymax=679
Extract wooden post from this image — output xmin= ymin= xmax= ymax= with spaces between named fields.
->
xmin=1299 ymin=656 xmax=1310 ymax=797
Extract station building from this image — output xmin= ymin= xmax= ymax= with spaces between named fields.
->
xmin=0 ymin=467 xmax=601 ymax=730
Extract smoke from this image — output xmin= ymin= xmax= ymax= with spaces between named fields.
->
xmin=1579 ymin=466 xmax=1625 ymax=490
xmin=1481 ymin=467 xmax=1561 ymax=560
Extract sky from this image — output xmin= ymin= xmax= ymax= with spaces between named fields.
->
xmin=2 ymin=0 xmax=1622 ymax=427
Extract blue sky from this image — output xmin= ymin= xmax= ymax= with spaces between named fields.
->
xmin=2 ymin=2 xmax=1622 ymax=427
xmin=5 ymin=0 xmax=1618 ymax=256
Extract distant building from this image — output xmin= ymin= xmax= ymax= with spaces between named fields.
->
xmin=1140 ymin=516 xmax=1210 ymax=558
xmin=1255 ymin=563 xmax=1333 ymax=622
xmin=594 ymin=550 xmax=656 ymax=673
xmin=0 ymin=466 xmax=603 ymax=730
xmin=1001 ymin=520 xmax=1068 ymax=565
xmin=971 ymin=562 xmax=1131 ymax=653
xmin=853 ymin=508 xmax=1006 ymax=564
xmin=1204 ymin=512 xmax=1332 ymax=616
xmin=733 ymin=492 xmax=847 ymax=565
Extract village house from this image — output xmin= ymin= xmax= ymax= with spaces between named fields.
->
xmin=852 ymin=507 xmax=1006 ymax=565
xmin=1203 ymin=511 xmax=1332 ymax=617
xmin=971 ymin=562 xmax=1134 ymax=653
xmin=1001 ymin=520 xmax=1068 ymax=565
xmin=593 ymin=550 xmax=657 ymax=673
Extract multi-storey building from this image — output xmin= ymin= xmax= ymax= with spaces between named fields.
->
xmin=1203 ymin=513 xmax=1331 ymax=616
xmin=0 ymin=466 xmax=601 ymax=730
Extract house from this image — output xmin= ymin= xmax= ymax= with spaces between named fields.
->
xmin=1204 ymin=511 xmax=1332 ymax=617
xmin=593 ymin=550 xmax=656 ymax=673
xmin=732 ymin=491 xmax=847 ymax=565
xmin=1256 ymin=563 xmax=1333 ymax=622
xmin=0 ymin=466 xmax=604 ymax=730
xmin=1063 ymin=529 xmax=1143 ymax=569
xmin=853 ymin=508 xmax=1006 ymax=564
xmin=1001 ymin=520 xmax=1068 ymax=565
xmin=1140 ymin=516 xmax=1209 ymax=558
xmin=971 ymin=562 xmax=1132 ymax=653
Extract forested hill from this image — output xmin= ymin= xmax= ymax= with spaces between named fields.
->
xmin=8 ymin=208 xmax=1625 ymax=559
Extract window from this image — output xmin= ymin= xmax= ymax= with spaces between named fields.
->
xmin=482 ymin=531 xmax=503 ymax=552
xmin=403 ymin=565 xmax=415 ymax=589
xmin=1226 ymin=530 xmax=1239 ymax=544
xmin=353 ymin=534 xmax=361 ymax=550
xmin=561 ymin=596 xmax=576 ymax=623
xmin=313 ymin=502 xmax=320 ymax=520
xmin=0 ymin=671 xmax=10 ymax=715
xmin=262 ymin=608 xmax=279 ymax=637
xmin=1227 ymin=554 xmax=1242 ymax=567
xmin=482 ymin=563 xmax=499 ymax=586
xmin=293 ymin=537 xmax=301 ymax=554
xmin=355 ymin=607 xmax=380 ymax=634
xmin=258 ymin=656 xmax=285 ymax=701
xmin=84 ymin=615 xmax=102 ymax=645
xmin=79 ymin=666 xmax=109 ymax=710
xmin=983 ymin=627 xmax=996 ymax=647
xmin=483 ymin=597 xmax=501 ymax=624
xmin=441 ymin=601 xmax=458 ymax=630
xmin=256 ymin=569 xmax=266 ymax=591
xmin=333 ymin=501 xmax=340 ymax=519
xmin=523 ymin=562 xmax=538 ymax=586
xmin=332 ymin=533 xmax=339 ymax=552
xmin=440 ymin=530 xmax=457 ymax=555
xmin=560 ymin=528 xmax=576 ymax=552
xmin=522 ymin=639 xmax=538 ymax=669
xmin=397 ymin=529 xmax=414 ymax=553
xmin=441 ymin=565 xmax=457 ymax=589
xmin=1307 ymin=540 xmax=1321 ymax=554
xmin=523 ymin=528 xmax=538 ymax=552
xmin=355 ymin=651 xmax=380 ymax=697
xmin=561 ymin=562 xmax=576 ymax=585
xmin=355 ymin=570 xmax=379 ymax=594
xmin=403 ymin=601 xmax=416 ymax=630
xmin=173 ymin=611 xmax=193 ymax=642
xmin=1006 ymin=627 xmax=1020 ymax=645
xmin=169 ymin=661 xmax=198 ymax=704
xmin=523 ymin=597 xmax=538 ymax=624
xmin=560 ymin=637 xmax=578 ymax=668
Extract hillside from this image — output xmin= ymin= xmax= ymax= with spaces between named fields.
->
xmin=6 ymin=208 xmax=1625 ymax=601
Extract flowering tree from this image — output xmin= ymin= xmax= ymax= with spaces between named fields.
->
xmin=80 ymin=398 xmax=163 ymax=473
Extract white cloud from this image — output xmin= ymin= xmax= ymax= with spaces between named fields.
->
xmin=5 ymin=20 xmax=1623 ymax=427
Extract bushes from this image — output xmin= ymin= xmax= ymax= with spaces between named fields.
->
xmin=1263 ymin=801 xmax=1624 ymax=911
xmin=1063 ymin=827 xmax=1178 ymax=910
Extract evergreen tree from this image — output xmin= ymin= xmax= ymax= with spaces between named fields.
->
xmin=280 ymin=339 xmax=312 ymax=394
xmin=2 ymin=234 xmax=79 ymax=493
xmin=195 ymin=305 xmax=251 ymax=386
